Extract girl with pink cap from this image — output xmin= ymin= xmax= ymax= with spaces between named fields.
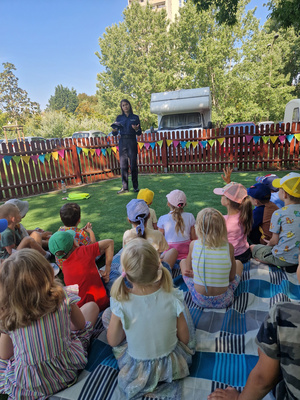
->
xmin=213 ymin=182 xmax=253 ymax=263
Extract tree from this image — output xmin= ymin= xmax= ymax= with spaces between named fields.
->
xmin=47 ymin=84 xmax=79 ymax=114
xmin=192 ymin=0 xmax=300 ymax=33
xmin=96 ymin=2 xmax=180 ymax=129
xmin=0 ymin=62 xmax=40 ymax=124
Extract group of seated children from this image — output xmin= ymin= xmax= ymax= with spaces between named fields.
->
xmin=0 ymin=171 xmax=299 ymax=400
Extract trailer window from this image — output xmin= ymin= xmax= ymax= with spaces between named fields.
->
xmin=159 ymin=113 xmax=202 ymax=130
xmin=292 ymin=107 xmax=300 ymax=122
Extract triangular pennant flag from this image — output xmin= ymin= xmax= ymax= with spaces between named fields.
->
xmin=173 ymin=140 xmax=179 ymax=148
xmin=294 ymin=133 xmax=300 ymax=141
xmin=39 ymin=154 xmax=46 ymax=163
xmin=208 ymin=139 xmax=215 ymax=147
xmin=82 ymin=148 xmax=89 ymax=156
xmin=101 ymin=148 xmax=106 ymax=156
xmin=95 ymin=149 xmax=101 ymax=156
xmin=253 ymin=136 xmax=261 ymax=144
xmin=45 ymin=153 xmax=51 ymax=161
xmin=58 ymin=149 xmax=65 ymax=159
xmin=286 ymin=134 xmax=294 ymax=143
xmin=150 ymin=142 xmax=156 ymax=149
xmin=145 ymin=143 xmax=150 ymax=150
xmin=217 ymin=138 xmax=225 ymax=146
xmin=157 ymin=140 xmax=163 ymax=148
xmin=116 ymin=146 xmax=119 ymax=152
xmin=107 ymin=148 xmax=112 ymax=155
xmin=261 ymin=136 xmax=270 ymax=144
xmin=52 ymin=151 xmax=59 ymax=160
xmin=89 ymin=149 xmax=95 ymax=156
xmin=0 ymin=155 xmax=3 ymax=163
xmin=201 ymin=140 xmax=208 ymax=148
xmin=31 ymin=155 xmax=39 ymax=164
xmin=192 ymin=141 xmax=198 ymax=149
xmin=185 ymin=141 xmax=191 ymax=148
xmin=138 ymin=142 xmax=144 ymax=150
xmin=270 ymin=136 xmax=277 ymax=144
xmin=245 ymin=135 xmax=252 ymax=143
xmin=180 ymin=141 xmax=187 ymax=149
xmin=12 ymin=155 xmax=21 ymax=164
xmin=4 ymin=155 xmax=12 ymax=165
xmin=278 ymin=135 xmax=285 ymax=144
xmin=166 ymin=140 xmax=173 ymax=147
xmin=21 ymin=155 xmax=30 ymax=165
xmin=111 ymin=146 xmax=117 ymax=154
xmin=199 ymin=142 xmax=203 ymax=148
xmin=76 ymin=146 xmax=82 ymax=155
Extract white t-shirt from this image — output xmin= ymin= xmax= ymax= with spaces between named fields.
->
xmin=111 ymin=288 xmax=185 ymax=360
xmin=123 ymin=227 xmax=169 ymax=253
xmin=157 ymin=212 xmax=195 ymax=243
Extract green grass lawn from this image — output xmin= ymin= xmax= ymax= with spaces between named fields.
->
xmin=0 ymin=170 xmax=291 ymax=400
xmin=2 ymin=170 xmax=290 ymax=254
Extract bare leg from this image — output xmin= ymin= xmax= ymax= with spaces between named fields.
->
xmin=162 ymin=248 xmax=178 ymax=269
xmin=80 ymin=302 xmax=99 ymax=327
xmin=30 ymin=231 xmax=43 ymax=246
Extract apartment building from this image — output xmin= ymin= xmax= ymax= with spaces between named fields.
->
xmin=128 ymin=0 xmax=184 ymax=22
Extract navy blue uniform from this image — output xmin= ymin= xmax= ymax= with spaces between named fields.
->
xmin=114 ymin=113 xmax=142 ymax=190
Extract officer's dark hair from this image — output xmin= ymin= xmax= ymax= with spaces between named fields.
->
xmin=120 ymin=99 xmax=133 ymax=115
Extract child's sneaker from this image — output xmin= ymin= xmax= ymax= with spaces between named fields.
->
xmin=50 ymin=263 xmax=60 ymax=276
xmin=45 ymin=251 xmax=52 ymax=260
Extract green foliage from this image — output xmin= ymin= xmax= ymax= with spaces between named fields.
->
xmin=96 ymin=2 xmax=180 ymax=129
xmin=267 ymin=0 xmax=300 ymax=33
xmin=47 ymin=84 xmax=79 ymax=114
xmin=192 ymin=0 xmax=239 ymax=25
xmin=0 ymin=63 xmax=40 ymax=124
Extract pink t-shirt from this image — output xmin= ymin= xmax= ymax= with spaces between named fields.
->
xmin=224 ymin=213 xmax=249 ymax=256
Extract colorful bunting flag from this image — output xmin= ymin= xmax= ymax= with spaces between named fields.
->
xmin=253 ymin=136 xmax=260 ymax=144
xmin=111 ymin=146 xmax=117 ymax=154
xmin=31 ymin=155 xmax=39 ymax=164
xmin=82 ymin=148 xmax=89 ymax=156
xmin=245 ymin=135 xmax=252 ymax=144
xmin=192 ymin=141 xmax=198 ymax=149
xmin=107 ymin=148 xmax=112 ymax=155
xmin=150 ymin=142 xmax=156 ymax=149
xmin=95 ymin=149 xmax=101 ymax=156
xmin=145 ymin=143 xmax=150 ymax=150
xmin=208 ymin=139 xmax=215 ymax=147
xmin=76 ymin=146 xmax=82 ymax=155
xmin=173 ymin=140 xmax=179 ymax=148
xmin=294 ymin=133 xmax=300 ymax=142
xmin=52 ymin=151 xmax=59 ymax=160
xmin=186 ymin=141 xmax=191 ymax=148
xmin=45 ymin=153 xmax=51 ymax=161
xmin=21 ymin=156 xmax=30 ymax=165
xmin=58 ymin=149 xmax=65 ymax=159
xmin=166 ymin=140 xmax=173 ymax=147
xmin=4 ymin=156 xmax=12 ymax=165
xmin=261 ymin=136 xmax=270 ymax=144
xmin=201 ymin=140 xmax=208 ymax=148
xmin=138 ymin=142 xmax=144 ymax=150
xmin=101 ymin=148 xmax=106 ymax=156
xmin=12 ymin=156 xmax=21 ymax=164
xmin=217 ymin=138 xmax=225 ymax=146
xmin=286 ymin=134 xmax=294 ymax=143
xmin=278 ymin=135 xmax=286 ymax=144
xmin=157 ymin=140 xmax=163 ymax=148
xmin=39 ymin=154 xmax=46 ymax=163
xmin=89 ymin=149 xmax=95 ymax=156
xmin=180 ymin=141 xmax=187 ymax=149
xmin=270 ymin=136 xmax=277 ymax=144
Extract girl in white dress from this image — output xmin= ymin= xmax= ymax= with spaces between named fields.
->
xmin=107 ymin=238 xmax=195 ymax=399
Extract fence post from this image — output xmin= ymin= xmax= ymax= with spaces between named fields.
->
xmin=71 ymin=144 xmax=83 ymax=184
xmin=234 ymin=128 xmax=239 ymax=170
xmin=161 ymin=137 xmax=168 ymax=173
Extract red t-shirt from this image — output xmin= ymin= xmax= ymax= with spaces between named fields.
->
xmin=62 ymin=243 xmax=109 ymax=310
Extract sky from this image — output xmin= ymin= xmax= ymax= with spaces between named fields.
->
xmin=0 ymin=0 xmax=269 ymax=111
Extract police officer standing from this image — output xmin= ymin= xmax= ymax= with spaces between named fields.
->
xmin=112 ymin=99 xmax=142 ymax=194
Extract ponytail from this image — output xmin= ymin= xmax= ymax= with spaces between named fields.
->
xmin=171 ymin=206 xmax=185 ymax=235
xmin=239 ymin=196 xmax=253 ymax=235
xmin=110 ymin=274 xmax=130 ymax=302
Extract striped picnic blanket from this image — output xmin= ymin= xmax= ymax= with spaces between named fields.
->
xmin=51 ymin=254 xmax=300 ymax=400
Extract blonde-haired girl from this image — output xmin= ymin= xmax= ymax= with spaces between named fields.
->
xmin=213 ymin=182 xmax=253 ymax=263
xmin=0 ymin=249 xmax=99 ymax=398
xmin=106 ymin=238 xmax=195 ymax=399
xmin=157 ymin=189 xmax=196 ymax=260
xmin=180 ymin=208 xmax=243 ymax=308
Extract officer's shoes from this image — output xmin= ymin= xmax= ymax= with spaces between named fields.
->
xmin=117 ymin=188 xmax=129 ymax=194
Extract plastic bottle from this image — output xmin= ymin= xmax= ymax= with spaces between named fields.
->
xmin=61 ymin=180 xmax=67 ymax=193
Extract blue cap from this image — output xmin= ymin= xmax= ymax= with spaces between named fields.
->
xmin=0 ymin=219 xmax=8 ymax=233
xmin=126 ymin=199 xmax=149 ymax=236
xmin=247 ymin=183 xmax=271 ymax=200
xmin=255 ymin=174 xmax=279 ymax=192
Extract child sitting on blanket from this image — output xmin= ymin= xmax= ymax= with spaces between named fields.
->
xmin=157 ymin=189 xmax=197 ymax=260
xmin=123 ymin=199 xmax=178 ymax=270
xmin=180 ymin=208 xmax=243 ymax=309
xmin=5 ymin=198 xmax=52 ymax=249
xmin=56 ymin=202 xmax=97 ymax=269
xmin=0 ymin=249 xmax=99 ymax=399
xmin=106 ymin=239 xmax=195 ymax=399
xmin=49 ymin=230 xmax=113 ymax=310
xmin=137 ymin=188 xmax=158 ymax=229
xmin=213 ymin=181 xmax=253 ymax=263
xmin=0 ymin=203 xmax=52 ymax=261
xmin=256 ymin=173 xmax=284 ymax=208
xmin=208 ymin=251 xmax=300 ymax=400
xmin=251 ymin=172 xmax=300 ymax=270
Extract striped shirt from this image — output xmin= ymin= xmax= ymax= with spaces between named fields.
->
xmin=192 ymin=240 xmax=231 ymax=287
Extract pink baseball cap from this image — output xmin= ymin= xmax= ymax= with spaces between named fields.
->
xmin=213 ymin=182 xmax=247 ymax=204
xmin=166 ymin=190 xmax=187 ymax=207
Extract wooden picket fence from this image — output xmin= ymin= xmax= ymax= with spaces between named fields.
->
xmin=0 ymin=123 xmax=299 ymax=201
